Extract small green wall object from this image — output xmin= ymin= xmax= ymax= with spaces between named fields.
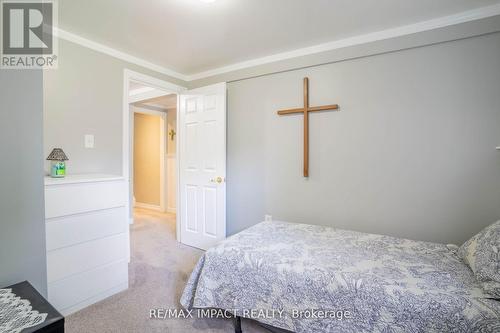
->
xmin=47 ymin=148 xmax=69 ymax=178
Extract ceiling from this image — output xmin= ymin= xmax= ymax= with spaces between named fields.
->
xmin=141 ymin=94 xmax=178 ymax=110
xmin=59 ymin=0 xmax=500 ymax=76
xmin=135 ymin=94 xmax=177 ymax=110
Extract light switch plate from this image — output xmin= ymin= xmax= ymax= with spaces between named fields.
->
xmin=84 ymin=134 xmax=95 ymax=148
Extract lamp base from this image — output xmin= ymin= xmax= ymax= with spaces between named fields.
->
xmin=50 ymin=161 xmax=66 ymax=178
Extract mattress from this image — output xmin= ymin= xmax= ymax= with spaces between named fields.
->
xmin=181 ymin=221 xmax=500 ymax=332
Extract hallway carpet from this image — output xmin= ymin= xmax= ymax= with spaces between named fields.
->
xmin=66 ymin=208 xmax=268 ymax=333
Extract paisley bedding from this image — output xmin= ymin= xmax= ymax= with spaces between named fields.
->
xmin=458 ymin=220 xmax=500 ymax=299
xmin=181 ymin=221 xmax=500 ymax=332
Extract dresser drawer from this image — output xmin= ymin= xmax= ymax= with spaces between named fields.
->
xmin=47 ymin=233 xmax=128 ymax=283
xmin=46 ymin=207 xmax=127 ymax=251
xmin=48 ymin=259 xmax=128 ymax=313
xmin=45 ymin=180 xmax=127 ymax=219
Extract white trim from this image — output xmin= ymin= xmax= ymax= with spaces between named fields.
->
xmin=127 ymin=70 xmax=186 ymax=93
xmin=129 ymin=86 xmax=155 ymax=96
xmin=134 ymin=202 xmax=163 ymax=212
xmin=55 ymin=28 xmax=189 ymax=81
xmin=129 ymin=88 xmax=170 ymax=104
xmin=56 ymin=4 xmax=500 ymax=81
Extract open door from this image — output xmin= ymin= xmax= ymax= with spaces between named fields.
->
xmin=179 ymin=83 xmax=226 ymax=250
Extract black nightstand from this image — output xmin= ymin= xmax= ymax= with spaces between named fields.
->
xmin=2 ymin=281 xmax=64 ymax=333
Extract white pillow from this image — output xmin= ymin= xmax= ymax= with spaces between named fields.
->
xmin=458 ymin=220 xmax=500 ymax=298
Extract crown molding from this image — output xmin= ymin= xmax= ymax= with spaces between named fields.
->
xmin=54 ymin=28 xmax=189 ymax=81
xmin=188 ymin=3 xmax=500 ymax=81
xmin=54 ymin=3 xmax=500 ymax=83
xmin=129 ymin=86 xmax=155 ymax=96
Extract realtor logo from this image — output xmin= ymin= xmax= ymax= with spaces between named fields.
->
xmin=1 ymin=0 xmax=58 ymax=68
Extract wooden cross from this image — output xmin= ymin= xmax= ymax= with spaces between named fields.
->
xmin=169 ymin=129 xmax=176 ymax=141
xmin=277 ymin=77 xmax=339 ymax=177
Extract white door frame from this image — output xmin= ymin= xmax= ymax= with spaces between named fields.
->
xmin=131 ymin=107 xmax=167 ymax=213
xmin=122 ymin=69 xmax=186 ymax=242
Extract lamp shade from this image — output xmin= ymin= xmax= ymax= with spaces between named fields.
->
xmin=46 ymin=148 xmax=69 ymax=161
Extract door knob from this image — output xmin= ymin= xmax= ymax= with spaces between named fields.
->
xmin=210 ymin=177 xmax=224 ymax=184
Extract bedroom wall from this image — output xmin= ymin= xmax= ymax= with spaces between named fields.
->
xmin=227 ymin=32 xmax=500 ymax=245
xmin=43 ymin=38 xmax=185 ymax=175
xmin=0 ymin=70 xmax=47 ymax=296
xmin=134 ymin=113 xmax=161 ymax=206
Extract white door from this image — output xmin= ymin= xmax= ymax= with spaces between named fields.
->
xmin=179 ymin=82 xmax=226 ymax=250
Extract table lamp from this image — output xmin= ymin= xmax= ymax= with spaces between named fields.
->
xmin=47 ymin=148 xmax=69 ymax=178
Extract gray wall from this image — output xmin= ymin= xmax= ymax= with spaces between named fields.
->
xmin=227 ymin=32 xmax=500 ymax=245
xmin=43 ymin=39 xmax=185 ymax=175
xmin=0 ymin=70 xmax=47 ymax=296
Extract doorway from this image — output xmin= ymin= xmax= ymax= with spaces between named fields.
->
xmin=123 ymin=70 xmax=228 ymax=251
xmin=129 ymin=84 xmax=178 ymax=215
xmin=123 ymin=70 xmax=185 ymax=243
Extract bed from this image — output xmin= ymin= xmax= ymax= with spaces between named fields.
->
xmin=181 ymin=221 xmax=500 ymax=333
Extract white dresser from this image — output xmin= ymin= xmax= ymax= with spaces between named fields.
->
xmin=44 ymin=174 xmax=129 ymax=315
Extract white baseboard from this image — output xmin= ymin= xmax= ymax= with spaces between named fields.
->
xmin=134 ymin=202 xmax=163 ymax=212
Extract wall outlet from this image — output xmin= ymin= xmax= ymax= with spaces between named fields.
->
xmin=264 ymin=214 xmax=272 ymax=222
xmin=84 ymin=134 xmax=95 ymax=148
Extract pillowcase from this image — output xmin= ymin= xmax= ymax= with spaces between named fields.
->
xmin=458 ymin=220 xmax=500 ymax=299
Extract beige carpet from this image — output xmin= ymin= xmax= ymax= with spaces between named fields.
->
xmin=66 ymin=208 xmax=269 ymax=333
